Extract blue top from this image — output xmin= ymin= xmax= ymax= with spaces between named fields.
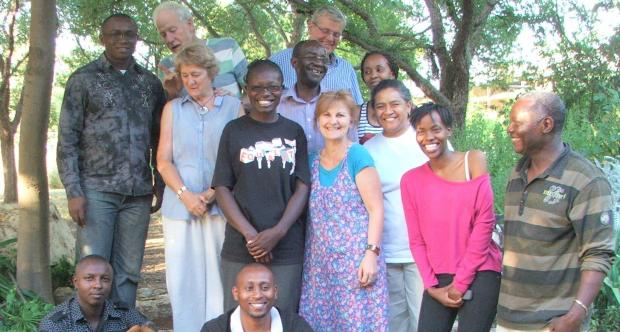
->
xmin=270 ymin=48 xmax=364 ymax=105
xmin=310 ymin=143 xmax=374 ymax=187
xmin=161 ymin=95 xmax=240 ymax=220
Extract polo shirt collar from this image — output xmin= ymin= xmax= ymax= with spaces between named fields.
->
xmin=516 ymin=143 xmax=571 ymax=181
xmin=69 ymin=296 xmax=120 ymax=324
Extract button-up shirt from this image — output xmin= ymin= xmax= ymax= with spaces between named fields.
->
xmin=38 ymin=296 xmax=149 ymax=332
xmin=270 ymin=48 xmax=363 ymax=105
xmin=57 ymin=54 xmax=166 ymax=198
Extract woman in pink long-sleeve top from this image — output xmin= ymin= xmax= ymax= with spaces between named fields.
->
xmin=400 ymin=103 xmax=502 ymax=332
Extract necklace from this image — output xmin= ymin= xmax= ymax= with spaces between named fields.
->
xmin=195 ymin=94 xmax=214 ymax=113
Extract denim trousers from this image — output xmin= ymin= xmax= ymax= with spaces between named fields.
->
xmin=77 ymin=189 xmax=151 ymax=306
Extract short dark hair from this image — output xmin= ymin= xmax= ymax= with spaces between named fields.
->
xmin=101 ymin=13 xmax=136 ymax=31
xmin=245 ymin=59 xmax=283 ymax=85
xmin=360 ymin=51 xmax=399 ymax=81
xmin=75 ymin=255 xmax=112 ymax=275
xmin=370 ymin=79 xmax=412 ymax=108
xmin=518 ymin=91 xmax=566 ymax=133
xmin=410 ymin=102 xmax=454 ymax=129
xmin=292 ymin=40 xmax=324 ymax=59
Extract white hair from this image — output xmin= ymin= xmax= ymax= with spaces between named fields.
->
xmin=153 ymin=1 xmax=192 ymax=24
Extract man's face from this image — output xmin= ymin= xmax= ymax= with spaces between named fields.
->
xmin=507 ymin=99 xmax=548 ymax=155
xmin=73 ymin=260 xmax=113 ymax=308
xmin=100 ymin=17 xmax=138 ymax=63
xmin=155 ymin=10 xmax=195 ymax=54
xmin=292 ymin=43 xmax=328 ymax=86
xmin=307 ymin=15 xmax=344 ymax=54
xmin=232 ymin=266 xmax=278 ymax=319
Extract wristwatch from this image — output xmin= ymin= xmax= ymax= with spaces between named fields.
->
xmin=366 ymin=244 xmax=381 ymax=256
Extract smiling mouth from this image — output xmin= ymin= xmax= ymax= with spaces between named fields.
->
xmin=258 ymin=100 xmax=274 ymax=107
xmin=424 ymin=143 xmax=439 ymax=152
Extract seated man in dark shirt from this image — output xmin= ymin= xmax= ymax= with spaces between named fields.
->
xmin=201 ymin=263 xmax=313 ymax=332
xmin=38 ymin=255 xmax=153 ymax=332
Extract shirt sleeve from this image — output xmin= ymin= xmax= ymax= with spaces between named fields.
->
xmin=345 ymin=60 xmax=364 ymax=105
xmin=56 ymin=73 xmax=86 ymax=199
xmin=150 ymin=80 xmax=167 ymax=191
xmin=211 ymin=122 xmax=236 ymax=188
xmin=229 ymin=38 xmax=248 ymax=87
xmin=293 ymin=125 xmax=311 ymax=185
xmin=453 ymin=175 xmax=497 ymax=293
xmin=347 ymin=144 xmax=374 ymax=179
xmin=401 ymin=170 xmax=439 ymax=289
xmin=570 ymin=176 xmax=616 ymax=274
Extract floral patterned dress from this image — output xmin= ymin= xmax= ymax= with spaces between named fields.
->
xmin=299 ymin=150 xmax=388 ymax=332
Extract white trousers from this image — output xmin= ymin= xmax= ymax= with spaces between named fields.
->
xmin=387 ymin=262 xmax=424 ymax=332
xmin=163 ymin=214 xmax=226 ymax=332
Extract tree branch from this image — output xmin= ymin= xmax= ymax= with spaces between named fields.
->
xmin=472 ymin=0 xmax=499 ymax=39
xmin=261 ymin=3 xmax=290 ymax=46
xmin=423 ymin=0 xmax=450 ymax=69
xmin=445 ymin=0 xmax=462 ymax=26
xmin=236 ymin=0 xmax=271 ymax=57
xmin=344 ymin=32 xmax=450 ymax=106
xmin=10 ymin=89 xmax=23 ymax=132
xmin=336 ymin=0 xmax=379 ymax=36
xmin=451 ymin=0 xmax=474 ymax=61
xmin=179 ymin=0 xmax=221 ymax=38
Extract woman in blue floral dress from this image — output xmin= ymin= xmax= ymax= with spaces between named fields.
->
xmin=299 ymin=91 xmax=388 ymax=332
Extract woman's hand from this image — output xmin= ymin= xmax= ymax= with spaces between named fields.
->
xmin=358 ymin=251 xmax=379 ymax=287
xmin=427 ymin=284 xmax=463 ymax=308
xmin=180 ymin=191 xmax=207 ymax=217
xmin=447 ymin=284 xmax=463 ymax=302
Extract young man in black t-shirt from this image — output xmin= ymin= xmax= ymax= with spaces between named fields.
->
xmin=213 ymin=60 xmax=310 ymax=313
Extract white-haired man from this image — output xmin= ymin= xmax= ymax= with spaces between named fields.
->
xmin=153 ymin=1 xmax=248 ymax=99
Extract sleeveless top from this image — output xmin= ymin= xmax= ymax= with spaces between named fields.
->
xmin=161 ymin=95 xmax=240 ymax=220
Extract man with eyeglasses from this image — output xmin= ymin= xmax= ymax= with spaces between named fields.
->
xmin=57 ymin=13 xmax=165 ymax=307
xmin=270 ymin=6 xmax=363 ymax=106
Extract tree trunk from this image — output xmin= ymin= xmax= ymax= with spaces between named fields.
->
xmin=1 ymin=129 xmax=17 ymax=203
xmin=16 ymin=0 xmax=56 ymax=302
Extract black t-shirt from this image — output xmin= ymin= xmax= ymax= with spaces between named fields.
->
xmin=212 ymin=114 xmax=310 ymax=264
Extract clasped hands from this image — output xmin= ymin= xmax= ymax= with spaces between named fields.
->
xmin=427 ymin=283 xmax=464 ymax=308
xmin=245 ymin=227 xmax=285 ymax=264
xmin=180 ymin=189 xmax=216 ymax=217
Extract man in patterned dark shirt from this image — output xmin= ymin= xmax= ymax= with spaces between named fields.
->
xmin=38 ymin=255 xmax=154 ymax=332
xmin=56 ymin=13 xmax=165 ymax=306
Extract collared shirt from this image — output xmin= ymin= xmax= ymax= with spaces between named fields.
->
xmin=159 ymin=37 xmax=248 ymax=97
xmin=230 ymin=306 xmax=283 ymax=332
xmin=38 ymin=296 xmax=149 ymax=332
xmin=277 ymin=86 xmax=323 ymax=155
xmin=270 ymin=48 xmax=363 ymax=105
xmin=497 ymin=144 xmax=616 ymax=330
xmin=57 ymin=53 xmax=166 ymax=199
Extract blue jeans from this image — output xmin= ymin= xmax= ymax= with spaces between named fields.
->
xmin=77 ymin=189 xmax=151 ymax=306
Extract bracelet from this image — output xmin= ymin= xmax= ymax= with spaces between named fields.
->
xmin=365 ymin=244 xmax=381 ymax=256
xmin=176 ymin=186 xmax=187 ymax=200
xmin=573 ymin=299 xmax=588 ymax=316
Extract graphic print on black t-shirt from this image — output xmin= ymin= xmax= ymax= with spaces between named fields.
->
xmin=239 ymin=138 xmax=297 ymax=174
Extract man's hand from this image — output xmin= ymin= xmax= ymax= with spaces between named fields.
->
xmin=151 ymin=185 xmax=164 ymax=213
xmin=246 ymin=227 xmax=284 ymax=260
xmin=158 ymin=64 xmax=182 ymax=99
xmin=68 ymin=196 xmax=87 ymax=227
xmin=548 ymin=308 xmax=585 ymax=332
xmin=427 ymin=284 xmax=463 ymax=308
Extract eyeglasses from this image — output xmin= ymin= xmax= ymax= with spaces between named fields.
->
xmin=311 ymin=22 xmax=342 ymax=39
xmin=299 ymin=55 xmax=329 ymax=64
xmin=248 ymin=85 xmax=283 ymax=94
xmin=102 ymin=31 xmax=138 ymax=41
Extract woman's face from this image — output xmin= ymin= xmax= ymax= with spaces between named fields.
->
xmin=317 ymin=100 xmax=353 ymax=142
xmin=415 ymin=111 xmax=452 ymax=160
xmin=373 ymin=87 xmax=411 ymax=138
xmin=362 ymin=54 xmax=395 ymax=89
xmin=180 ymin=64 xmax=212 ymax=99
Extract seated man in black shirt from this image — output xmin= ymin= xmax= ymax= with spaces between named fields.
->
xmin=201 ymin=263 xmax=313 ymax=332
xmin=38 ymin=255 xmax=153 ymax=332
